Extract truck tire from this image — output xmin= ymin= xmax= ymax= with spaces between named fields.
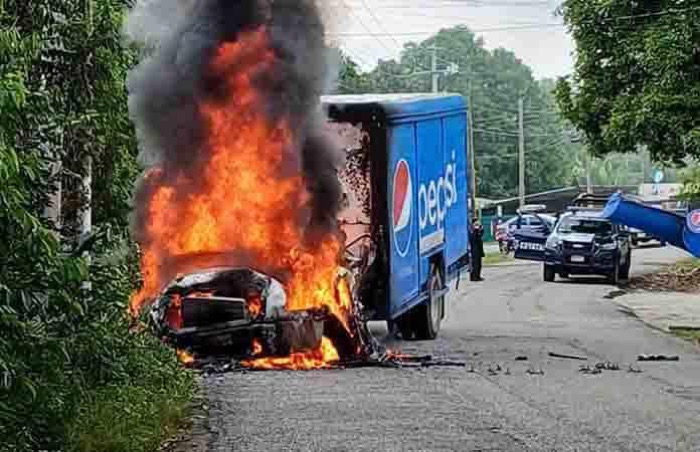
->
xmin=415 ymin=267 xmax=444 ymax=340
xmin=543 ymin=264 xmax=556 ymax=282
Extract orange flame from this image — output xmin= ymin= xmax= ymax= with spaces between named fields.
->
xmin=129 ymin=27 xmax=353 ymax=367
xmin=247 ymin=295 xmax=263 ymax=319
xmin=242 ymin=337 xmax=339 ymax=370
xmin=177 ymin=349 xmax=195 ymax=366
xmin=251 ymin=339 xmax=263 ymax=356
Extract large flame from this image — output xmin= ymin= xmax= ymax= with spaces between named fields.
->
xmin=241 ymin=337 xmax=340 ymax=371
xmin=130 ymin=28 xmax=351 ymax=369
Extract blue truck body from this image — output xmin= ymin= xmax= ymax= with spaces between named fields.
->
xmin=323 ymin=94 xmax=471 ymax=337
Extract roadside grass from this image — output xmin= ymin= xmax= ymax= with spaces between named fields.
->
xmin=675 ymin=258 xmax=700 ymax=271
xmin=483 ymin=251 xmax=514 ymax=266
xmin=66 ymin=381 xmax=193 ymax=452
xmin=670 ymin=327 xmax=700 ymax=346
xmin=63 ymin=328 xmax=196 ymax=452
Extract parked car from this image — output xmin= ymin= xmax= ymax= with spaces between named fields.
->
xmin=496 ymin=214 xmax=556 ymax=241
xmin=629 ymin=227 xmax=666 ymax=247
xmin=543 ymin=209 xmax=631 ymax=284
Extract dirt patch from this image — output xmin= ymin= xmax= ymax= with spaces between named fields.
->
xmin=627 ymin=259 xmax=700 ymax=293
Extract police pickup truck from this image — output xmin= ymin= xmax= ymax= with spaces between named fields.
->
xmin=543 ymin=195 xmax=631 ymax=284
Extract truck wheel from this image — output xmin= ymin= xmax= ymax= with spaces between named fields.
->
xmin=415 ymin=267 xmax=444 ymax=340
xmin=543 ymin=264 xmax=556 ymax=282
xmin=559 ymin=270 xmax=569 ymax=279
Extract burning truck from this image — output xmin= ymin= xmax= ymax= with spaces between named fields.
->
xmin=124 ymin=0 xmax=471 ymax=369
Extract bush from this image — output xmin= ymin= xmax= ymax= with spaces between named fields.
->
xmin=0 ymin=3 xmax=196 ymax=450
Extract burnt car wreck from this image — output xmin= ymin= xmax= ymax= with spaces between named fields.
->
xmin=150 ymin=267 xmax=376 ymax=364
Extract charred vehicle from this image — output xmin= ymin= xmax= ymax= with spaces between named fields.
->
xmin=150 ymin=268 xmax=370 ymax=363
xmin=324 ymin=94 xmax=472 ymax=340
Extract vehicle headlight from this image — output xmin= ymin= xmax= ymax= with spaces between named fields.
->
xmin=545 ymin=236 xmax=561 ymax=250
xmin=597 ymin=242 xmax=617 ymax=251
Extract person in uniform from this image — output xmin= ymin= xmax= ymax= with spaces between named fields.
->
xmin=470 ymin=221 xmax=485 ymax=281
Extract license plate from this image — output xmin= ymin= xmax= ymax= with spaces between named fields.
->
xmin=571 ymin=255 xmax=585 ymax=263
xmin=519 ymin=242 xmax=544 ymax=251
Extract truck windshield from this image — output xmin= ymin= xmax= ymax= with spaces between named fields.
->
xmin=558 ymin=217 xmax=612 ymax=235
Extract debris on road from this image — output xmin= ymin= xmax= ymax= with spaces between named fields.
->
xmin=579 ymin=365 xmax=602 ymax=375
xmin=526 ymin=367 xmax=545 ymax=375
xmin=637 ymin=354 xmax=680 ymax=362
xmin=579 ymin=362 xmax=620 ymax=375
xmin=604 ymin=289 xmax=628 ymax=300
xmin=195 ymin=352 xmax=467 ymax=374
xmin=548 ymin=351 xmax=588 ymax=361
xmin=595 ymin=362 xmax=621 ymax=371
xmin=515 ymin=355 xmax=528 ymax=361
xmin=627 ymin=364 xmax=643 ymax=373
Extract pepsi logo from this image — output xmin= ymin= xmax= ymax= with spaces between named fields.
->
xmin=688 ymin=210 xmax=700 ymax=234
xmin=392 ymin=159 xmax=413 ymax=257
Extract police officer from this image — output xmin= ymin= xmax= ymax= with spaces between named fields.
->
xmin=470 ymin=221 xmax=485 ymax=281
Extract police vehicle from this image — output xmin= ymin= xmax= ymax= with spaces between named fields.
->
xmin=543 ymin=195 xmax=631 ymax=284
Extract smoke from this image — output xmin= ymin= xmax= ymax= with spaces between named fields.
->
xmin=125 ymin=0 xmax=342 ymax=258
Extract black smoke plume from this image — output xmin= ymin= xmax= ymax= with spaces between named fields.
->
xmin=125 ymin=0 xmax=342 ymax=276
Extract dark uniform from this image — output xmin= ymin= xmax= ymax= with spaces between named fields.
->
xmin=470 ymin=223 xmax=485 ymax=281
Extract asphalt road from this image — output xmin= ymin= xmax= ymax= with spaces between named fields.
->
xmin=184 ymin=246 xmax=700 ymax=452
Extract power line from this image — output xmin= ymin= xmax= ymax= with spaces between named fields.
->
xmin=329 ymin=5 xmax=700 ymax=38
xmin=330 ymin=22 xmax=564 ymax=37
xmin=371 ymin=1 xmax=552 ymax=9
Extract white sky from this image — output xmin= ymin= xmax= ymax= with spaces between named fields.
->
xmin=325 ymin=0 xmax=574 ymax=80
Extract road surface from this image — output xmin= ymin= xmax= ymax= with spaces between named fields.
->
xmin=183 ymin=246 xmax=700 ymax=451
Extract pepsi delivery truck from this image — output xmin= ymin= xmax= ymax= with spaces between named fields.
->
xmin=323 ymin=94 xmax=471 ymax=340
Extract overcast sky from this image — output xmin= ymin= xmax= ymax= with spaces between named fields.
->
xmin=326 ymin=0 xmax=574 ymax=80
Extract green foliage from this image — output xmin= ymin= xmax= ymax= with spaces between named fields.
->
xmin=555 ymin=0 xmax=700 ymax=163
xmin=0 ymin=2 xmax=194 ymax=451
xmin=337 ymin=26 xmax=579 ymax=199
xmin=679 ymin=165 xmax=700 ymax=202
xmin=332 ymin=48 xmax=372 ymax=94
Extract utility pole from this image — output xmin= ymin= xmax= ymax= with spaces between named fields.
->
xmin=518 ymin=97 xmax=525 ymax=209
xmin=431 ymin=46 xmax=439 ymax=93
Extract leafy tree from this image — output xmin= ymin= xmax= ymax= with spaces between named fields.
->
xmin=555 ymin=0 xmax=700 ymax=163
xmin=331 ymin=48 xmax=372 ymax=95
xmin=340 ymin=26 xmax=578 ymax=199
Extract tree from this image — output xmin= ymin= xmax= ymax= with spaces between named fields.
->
xmin=331 ymin=48 xmax=371 ymax=94
xmin=555 ymin=1 xmax=700 ymax=163
xmin=343 ymin=26 xmax=578 ymax=200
